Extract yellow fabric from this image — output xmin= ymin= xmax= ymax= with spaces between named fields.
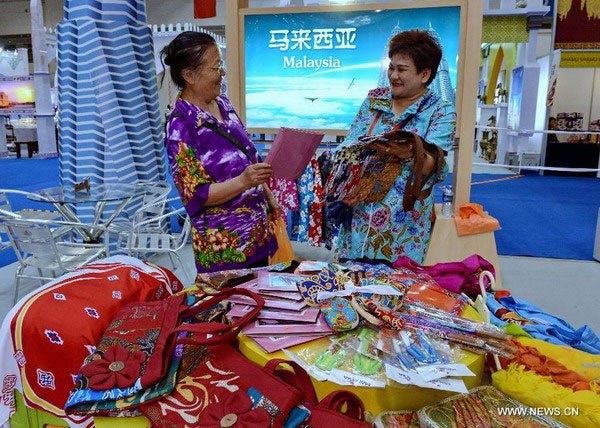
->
xmin=517 ymin=337 xmax=600 ymax=381
xmin=492 ymin=365 xmax=600 ymax=428
xmin=482 ymin=16 xmax=528 ymax=43
xmin=483 ymin=43 xmax=517 ymax=104
xmin=486 ymin=46 xmax=504 ymax=105
xmin=503 ymin=323 xmax=532 ymax=338
xmin=560 ymin=51 xmax=600 ymax=68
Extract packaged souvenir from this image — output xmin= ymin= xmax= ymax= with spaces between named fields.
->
xmin=288 ymin=330 xmax=386 ymax=388
xmin=315 ymin=342 xmax=349 ymax=372
xmin=374 ymin=410 xmax=420 ymax=428
xmin=417 ymin=385 xmax=567 ymax=428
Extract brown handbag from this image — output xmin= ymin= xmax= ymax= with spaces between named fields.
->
xmin=399 ymin=131 xmax=446 ymax=211
xmin=346 ymin=130 xmax=446 ymax=210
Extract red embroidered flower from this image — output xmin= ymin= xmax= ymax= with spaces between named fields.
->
xmin=79 ymin=345 xmax=146 ymax=390
xmin=199 ymin=390 xmax=271 ymax=427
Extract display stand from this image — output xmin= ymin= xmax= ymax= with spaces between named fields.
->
xmin=0 ymin=47 xmax=31 ymax=158
xmin=496 ymin=102 xmax=509 ymax=158
xmin=425 ymin=204 xmax=502 ymax=288
xmin=544 ymin=141 xmax=600 ymax=177
xmin=477 ymin=105 xmax=497 ymax=155
xmin=477 ymin=103 xmax=511 ymax=165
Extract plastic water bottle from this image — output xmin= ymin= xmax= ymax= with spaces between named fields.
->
xmin=441 ymin=186 xmax=453 ymax=218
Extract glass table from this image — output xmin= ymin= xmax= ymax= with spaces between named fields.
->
xmin=28 ymin=184 xmax=145 ymax=243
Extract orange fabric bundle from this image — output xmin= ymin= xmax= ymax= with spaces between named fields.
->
xmin=510 ymin=341 xmax=598 ymax=393
xmin=493 ymin=337 xmax=600 ymax=428
xmin=453 ymin=203 xmax=500 ymax=236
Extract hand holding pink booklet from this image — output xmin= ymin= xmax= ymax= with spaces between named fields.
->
xmin=265 ymin=127 xmax=324 ymax=179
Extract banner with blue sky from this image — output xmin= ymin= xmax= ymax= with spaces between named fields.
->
xmin=244 ymin=6 xmax=460 ymax=131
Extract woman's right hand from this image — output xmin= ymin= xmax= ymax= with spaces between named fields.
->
xmin=240 ymin=163 xmax=273 ymax=188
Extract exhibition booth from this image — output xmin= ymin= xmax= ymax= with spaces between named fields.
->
xmin=0 ymin=0 xmax=599 ymax=427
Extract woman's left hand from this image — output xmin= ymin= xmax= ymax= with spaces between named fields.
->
xmin=267 ymin=196 xmax=281 ymax=219
xmin=373 ymin=142 xmax=413 ymax=160
xmin=263 ymin=183 xmax=281 ymax=219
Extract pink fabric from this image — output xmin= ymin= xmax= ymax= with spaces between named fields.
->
xmin=392 ymin=254 xmax=495 ymax=298
xmin=267 ymin=178 xmax=299 ymax=211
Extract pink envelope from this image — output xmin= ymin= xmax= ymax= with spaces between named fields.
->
xmin=294 ymin=260 xmax=330 ymax=275
xmin=250 ymin=334 xmax=331 ymax=353
xmin=228 ymin=304 xmax=320 ymax=322
xmin=257 ymin=272 xmax=308 ymax=292
xmin=265 ymin=127 xmax=324 ymax=179
xmin=227 ymin=294 xmax=307 ymax=311
xmin=242 ymin=314 xmax=332 ymax=336
xmin=230 ymin=276 xmax=307 ymax=310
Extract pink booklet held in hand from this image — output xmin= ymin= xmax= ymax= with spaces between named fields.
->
xmin=265 ymin=127 xmax=325 ymax=179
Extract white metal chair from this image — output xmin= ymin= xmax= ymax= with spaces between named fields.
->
xmin=120 ymin=205 xmax=192 ymax=278
xmin=0 ymin=190 xmax=71 ymax=254
xmin=0 ymin=189 xmax=62 ymax=222
xmin=0 ymin=233 xmax=11 ymax=253
xmin=2 ymin=216 xmax=109 ymax=304
xmin=109 ymin=181 xmax=172 ymax=241
xmin=0 ymin=209 xmax=19 ymax=254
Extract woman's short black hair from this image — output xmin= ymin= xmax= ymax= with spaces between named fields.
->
xmin=388 ymin=29 xmax=442 ymax=86
xmin=160 ymin=31 xmax=217 ymax=88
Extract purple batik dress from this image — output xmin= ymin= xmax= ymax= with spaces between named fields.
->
xmin=166 ymin=97 xmax=274 ymax=273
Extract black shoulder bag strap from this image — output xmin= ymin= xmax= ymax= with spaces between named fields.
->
xmin=200 ymin=121 xmax=256 ymax=164
xmin=166 ymin=109 xmax=255 ymax=163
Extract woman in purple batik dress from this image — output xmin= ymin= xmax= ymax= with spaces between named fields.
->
xmin=160 ymin=32 xmax=279 ymax=274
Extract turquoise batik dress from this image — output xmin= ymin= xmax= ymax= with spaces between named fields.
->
xmin=335 ymin=87 xmax=456 ymax=264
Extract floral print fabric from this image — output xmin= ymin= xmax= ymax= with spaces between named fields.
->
xmin=289 ymin=156 xmax=324 ymax=246
xmin=336 ymin=87 xmax=456 ymax=264
xmin=266 ymin=177 xmax=299 ymax=224
xmin=166 ymin=97 xmax=274 ymax=273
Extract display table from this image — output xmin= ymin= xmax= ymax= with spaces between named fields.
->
xmin=28 ymin=184 xmax=145 ymax=243
xmin=9 ymin=277 xmax=484 ymax=427
xmin=92 ymin=306 xmax=484 ymax=426
xmin=13 ymin=126 xmax=38 ymax=158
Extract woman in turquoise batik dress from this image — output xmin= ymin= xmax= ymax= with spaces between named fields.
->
xmin=336 ymin=29 xmax=456 ymax=264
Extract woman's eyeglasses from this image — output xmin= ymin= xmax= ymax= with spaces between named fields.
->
xmin=199 ymin=60 xmax=226 ymax=73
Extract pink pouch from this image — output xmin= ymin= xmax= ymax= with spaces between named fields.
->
xmin=392 ymin=255 xmax=495 ymax=299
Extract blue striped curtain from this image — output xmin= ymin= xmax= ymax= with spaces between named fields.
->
xmin=57 ymin=0 xmax=166 ymax=196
